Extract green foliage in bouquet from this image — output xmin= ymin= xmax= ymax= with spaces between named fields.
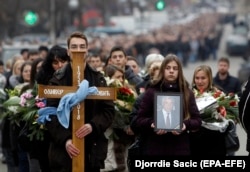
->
xmin=116 ymin=87 xmax=136 ymax=112
xmin=202 ymin=108 xmax=222 ymax=123
xmin=194 ymin=89 xmax=240 ymax=123
xmin=213 ymin=91 xmax=239 ymax=123
xmin=2 ymin=88 xmax=23 ymax=122
xmin=105 ymin=77 xmax=137 ymax=139
xmin=3 ymin=86 xmax=47 ymax=141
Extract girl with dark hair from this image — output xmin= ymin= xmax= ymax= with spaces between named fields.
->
xmin=22 ymin=45 xmax=70 ymax=172
xmin=36 ymin=45 xmax=70 ymax=85
xmin=102 ymin=64 xmax=137 ymax=171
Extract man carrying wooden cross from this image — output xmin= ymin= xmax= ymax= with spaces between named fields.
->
xmin=38 ymin=31 xmax=114 ymax=172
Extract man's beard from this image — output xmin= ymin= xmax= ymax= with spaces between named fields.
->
xmin=219 ymin=70 xmax=227 ymax=75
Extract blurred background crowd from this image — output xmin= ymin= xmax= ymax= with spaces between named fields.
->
xmin=1 ymin=0 xmax=249 ymax=68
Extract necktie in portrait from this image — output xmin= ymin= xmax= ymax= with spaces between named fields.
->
xmin=166 ymin=113 xmax=171 ymax=128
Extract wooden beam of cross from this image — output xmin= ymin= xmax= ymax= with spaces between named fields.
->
xmin=38 ymin=51 xmax=116 ymax=172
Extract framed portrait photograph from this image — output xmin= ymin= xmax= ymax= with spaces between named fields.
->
xmin=154 ymin=92 xmax=183 ymax=132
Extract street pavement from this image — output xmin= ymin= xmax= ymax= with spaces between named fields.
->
xmin=0 ymin=155 xmax=7 ymax=171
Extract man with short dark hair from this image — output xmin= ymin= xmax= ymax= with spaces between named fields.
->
xmin=126 ymin=56 xmax=141 ymax=76
xmin=88 ymin=54 xmax=103 ymax=71
xmin=38 ymin=31 xmax=114 ymax=172
xmin=20 ymin=48 xmax=29 ymax=60
xmin=213 ymin=57 xmax=241 ymax=156
xmin=213 ymin=57 xmax=241 ymax=96
xmin=27 ymin=50 xmax=40 ymax=61
xmin=108 ymin=46 xmax=143 ymax=87
xmin=38 ymin=45 xmax=49 ymax=59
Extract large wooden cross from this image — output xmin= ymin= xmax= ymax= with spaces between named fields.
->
xmin=38 ymin=51 xmax=116 ymax=172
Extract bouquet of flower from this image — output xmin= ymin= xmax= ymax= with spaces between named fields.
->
xmin=20 ymin=92 xmax=47 ymax=141
xmin=116 ymin=86 xmax=136 ymax=112
xmin=3 ymin=88 xmax=47 ymax=141
xmin=105 ymin=77 xmax=137 ymax=130
xmin=193 ymin=88 xmax=239 ymax=124
xmin=212 ymin=91 xmax=239 ymax=123
xmin=2 ymin=88 xmax=24 ymax=122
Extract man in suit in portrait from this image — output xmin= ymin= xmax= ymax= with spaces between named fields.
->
xmin=156 ymin=96 xmax=180 ymax=130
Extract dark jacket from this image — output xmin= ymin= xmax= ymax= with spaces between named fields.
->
xmin=45 ymin=63 xmax=114 ymax=172
xmin=213 ymin=72 xmax=242 ymax=97
xmin=125 ymin=65 xmax=143 ymax=87
xmin=239 ymin=77 xmax=250 ymax=154
xmin=190 ymin=126 xmax=227 ymax=156
xmin=135 ymin=74 xmax=150 ymax=95
xmin=130 ymin=93 xmax=145 ymax=134
xmin=134 ymin=82 xmax=201 ymax=156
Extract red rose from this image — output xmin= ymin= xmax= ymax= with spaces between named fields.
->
xmin=119 ymin=87 xmax=132 ymax=96
xmin=219 ymin=106 xmax=227 ymax=117
xmin=229 ymin=100 xmax=237 ymax=107
xmin=213 ymin=92 xmax=220 ymax=98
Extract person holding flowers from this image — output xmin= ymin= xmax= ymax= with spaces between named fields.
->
xmin=130 ymin=54 xmax=164 ymax=134
xmin=102 ymin=64 xmax=137 ymax=171
xmin=3 ymin=45 xmax=71 ymax=172
xmin=134 ymin=54 xmax=201 ymax=156
xmin=107 ymin=46 xmax=143 ymax=89
xmin=19 ymin=46 xmax=71 ymax=172
xmin=127 ymin=56 xmax=164 ymax=170
xmin=191 ymin=65 xmax=239 ymax=156
xmin=3 ymin=61 xmax=32 ymax=172
xmin=19 ymin=57 xmax=47 ymax=172
xmin=33 ymin=45 xmax=71 ymax=172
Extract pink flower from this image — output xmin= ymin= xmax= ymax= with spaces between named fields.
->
xmin=21 ymin=92 xmax=33 ymax=99
xmin=19 ymin=92 xmax=34 ymax=107
xmin=36 ymin=102 xmax=46 ymax=108
xmin=19 ymin=96 xmax=27 ymax=107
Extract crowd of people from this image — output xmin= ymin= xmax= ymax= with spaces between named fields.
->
xmin=0 ymin=13 xmax=249 ymax=172
xmin=85 ymin=12 xmax=224 ymax=69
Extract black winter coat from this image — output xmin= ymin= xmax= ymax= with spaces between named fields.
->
xmin=213 ymin=73 xmax=242 ymax=97
xmin=135 ymin=82 xmax=201 ymax=156
xmin=239 ymin=77 xmax=250 ymax=154
xmin=45 ymin=63 xmax=114 ymax=172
